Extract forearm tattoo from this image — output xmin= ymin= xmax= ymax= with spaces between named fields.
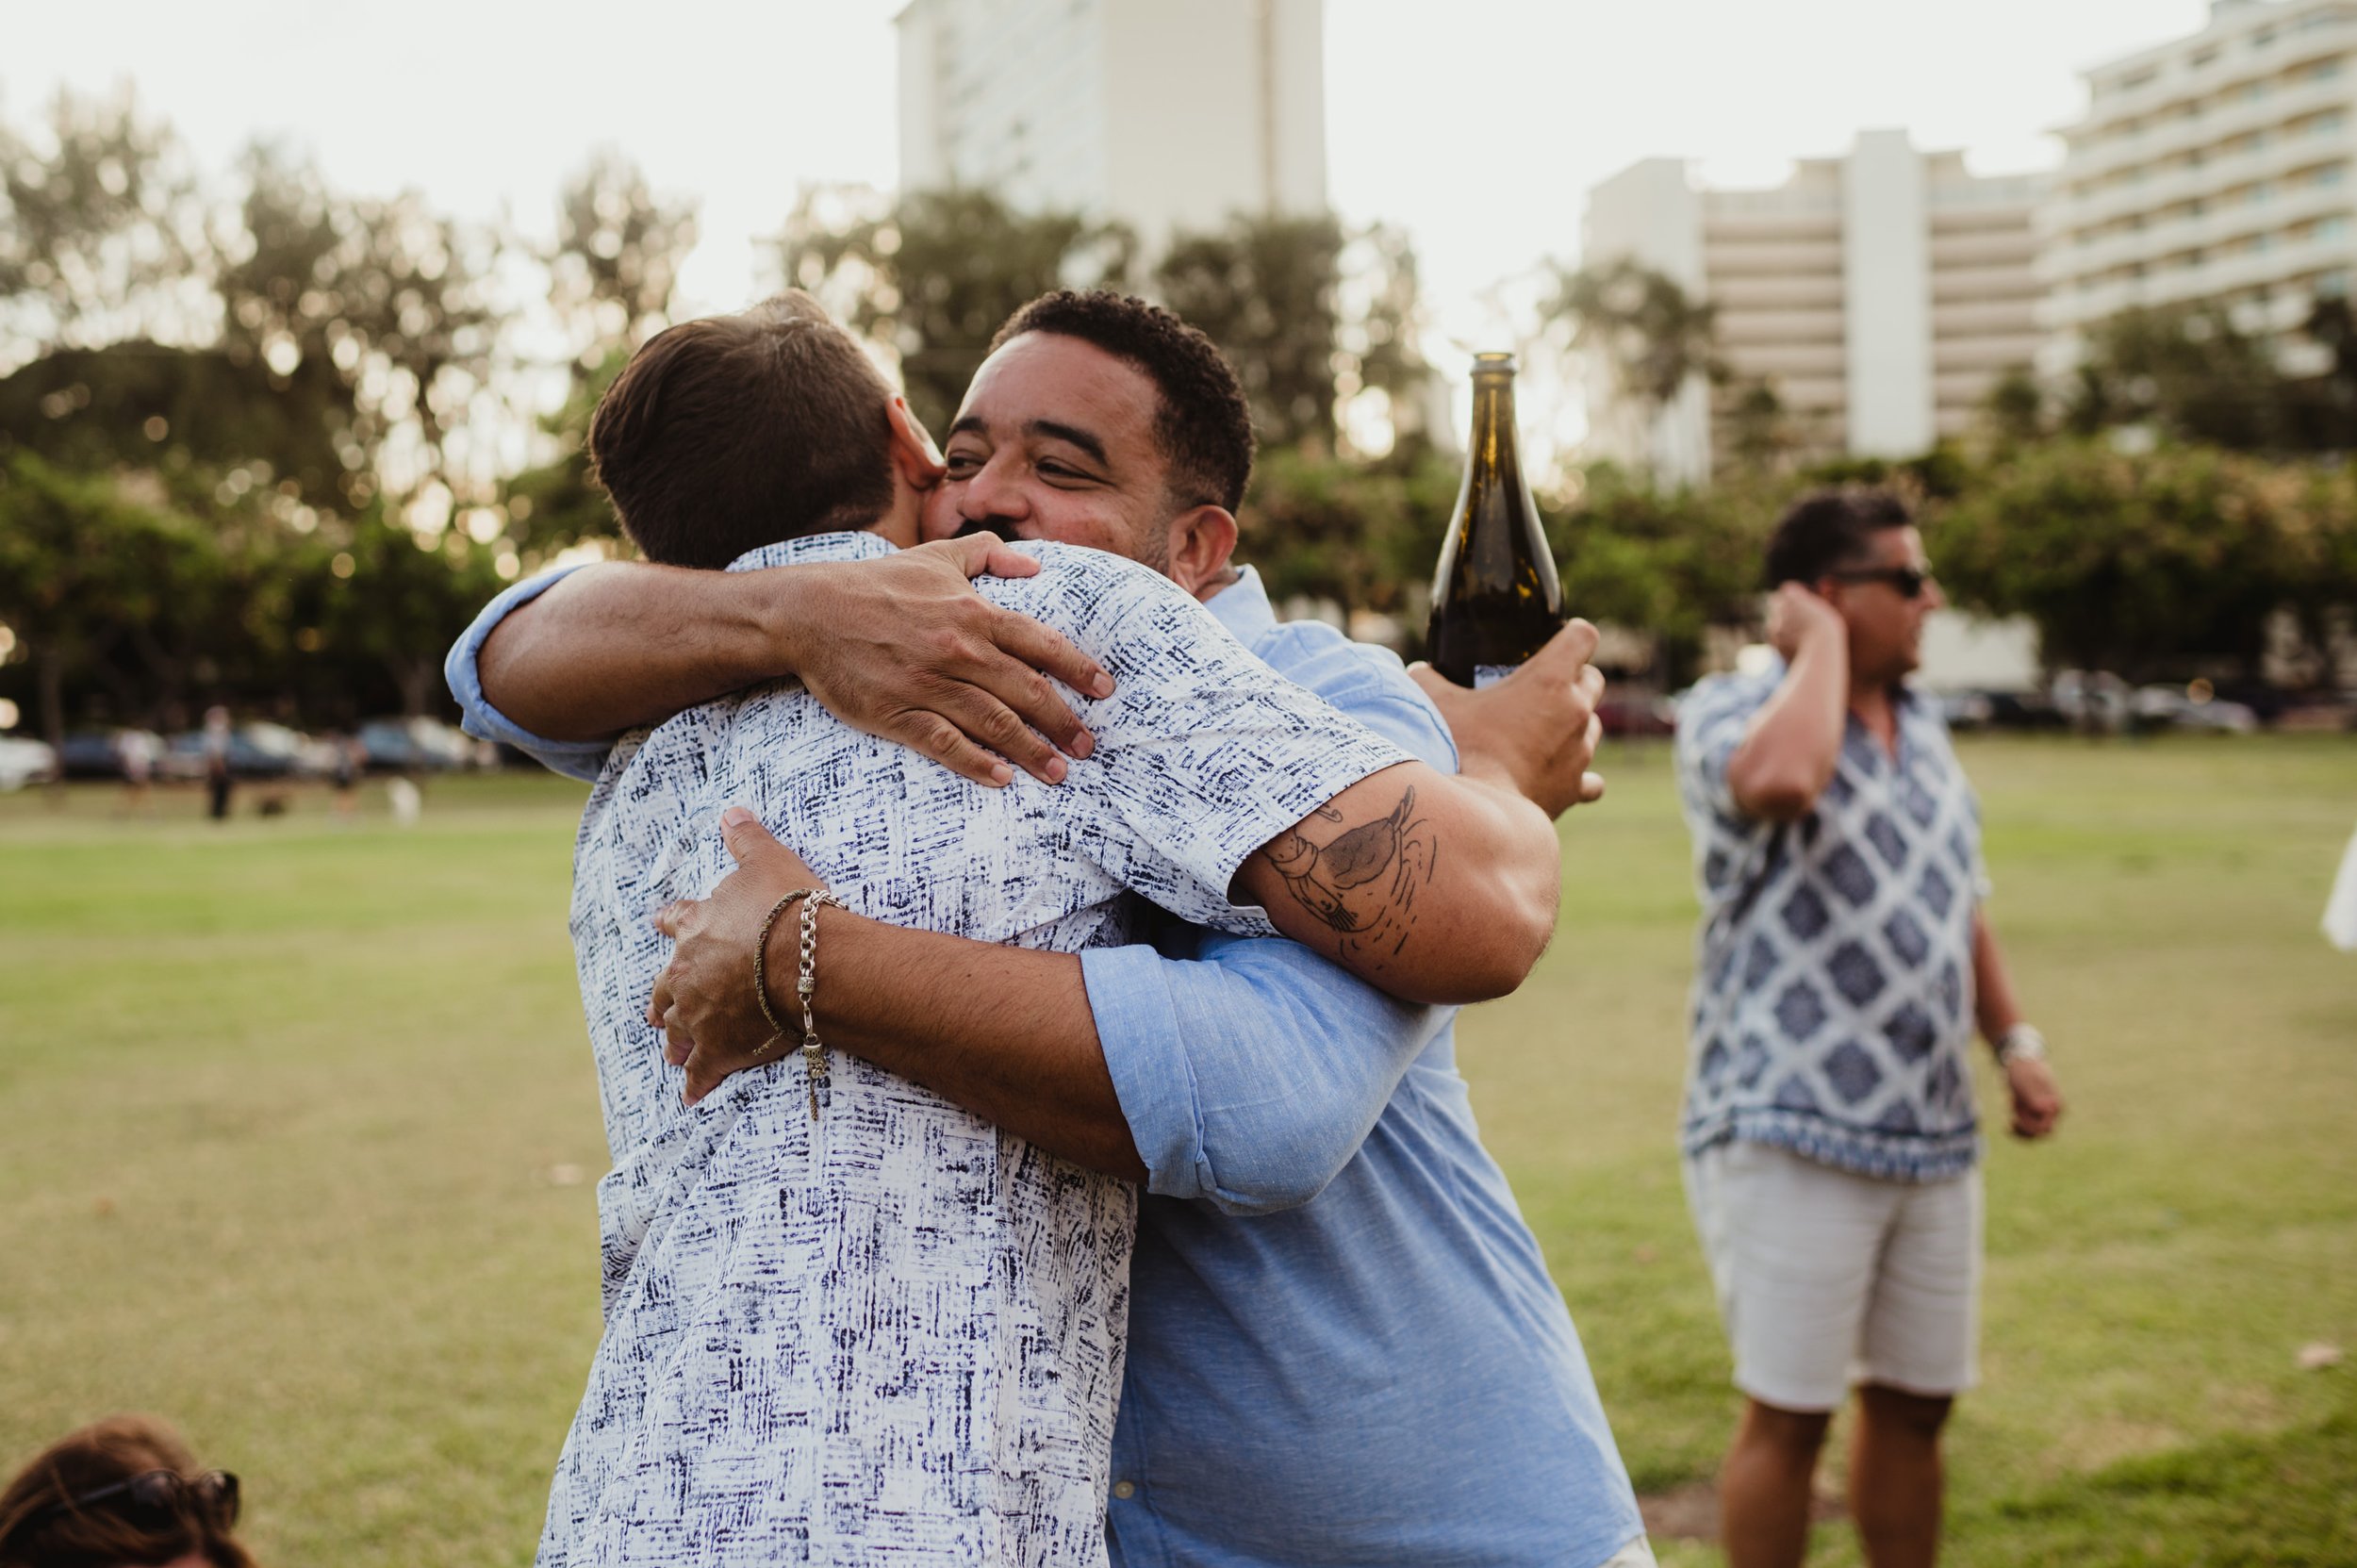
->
xmin=1262 ymin=786 xmax=1436 ymax=964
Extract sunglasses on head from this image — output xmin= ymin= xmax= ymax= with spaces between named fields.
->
xmin=5 ymin=1468 xmax=240 ymax=1540
xmin=1828 ymin=565 xmax=1935 ymax=600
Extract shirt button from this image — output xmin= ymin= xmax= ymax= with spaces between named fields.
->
xmin=1112 ymin=1481 xmax=1137 ymax=1501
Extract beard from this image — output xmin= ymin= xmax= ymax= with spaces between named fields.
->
xmin=953 ymin=517 xmax=1022 ymax=543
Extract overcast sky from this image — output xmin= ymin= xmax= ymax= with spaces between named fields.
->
xmin=8 ymin=0 xmax=2216 ymax=412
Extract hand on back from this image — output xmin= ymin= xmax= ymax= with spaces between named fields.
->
xmin=788 ymin=535 xmax=1116 ymax=788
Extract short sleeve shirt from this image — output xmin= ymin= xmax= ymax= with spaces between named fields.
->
xmin=548 ymin=534 xmax=1409 ymax=1568
xmin=1673 ymin=664 xmax=1988 ymax=1182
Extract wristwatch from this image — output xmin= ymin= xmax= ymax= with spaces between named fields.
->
xmin=1993 ymin=1023 xmax=2048 ymax=1065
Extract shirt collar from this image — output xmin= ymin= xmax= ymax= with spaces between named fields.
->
xmin=725 ymin=531 xmax=897 ymax=574
xmin=1202 ymin=565 xmax=1275 ymax=647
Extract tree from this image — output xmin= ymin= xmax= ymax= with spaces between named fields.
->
xmin=218 ymin=144 xmax=503 ymax=512
xmin=1722 ymin=377 xmax=1800 ymax=471
xmin=0 ymin=452 xmax=220 ymax=750
xmin=0 ymin=86 xmax=209 ymax=368
xmin=500 ymin=156 xmax=701 ymax=564
xmin=1236 ymin=443 xmax=1459 ymax=627
xmin=1154 ymin=213 xmax=1346 ymax=448
xmin=550 ymin=151 xmax=699 ymax=366
xmin=1544 ymin=258 xmax=1725 ymax=413
xmin=1927 ymin=438 xmax=2356 ymax=683
xmin=772 ymin=187 xmax=1133 ymax=435
xmin=1548 ymin=469 xmax=1778 ymax=685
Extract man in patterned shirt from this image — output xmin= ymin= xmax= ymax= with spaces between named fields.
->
xmin=492 ymin=292 xmax=1587 ymax=1566
xmin=1672 ymin=488 xmax=2065 ymax=1568
xmin=453 ymin=292 xmax=1647 ymax=1568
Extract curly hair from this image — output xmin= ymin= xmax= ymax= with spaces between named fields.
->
xmin=1762 ymin=487 xmax=1915 ymax=587
xmin=990 ymin=290 xmax=1256 ymax=514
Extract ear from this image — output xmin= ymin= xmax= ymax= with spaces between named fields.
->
xmin=1165 ymin=505 xmax=1239 ymax=598
xmin=885 ymin=397 xmax=947 ymax=486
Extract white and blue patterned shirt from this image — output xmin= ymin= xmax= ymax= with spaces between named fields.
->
xmin=548 ymin=532 xmax=1408 ymax=1568
xmin=1673 ymin=664 xmax=1989 ymax=1182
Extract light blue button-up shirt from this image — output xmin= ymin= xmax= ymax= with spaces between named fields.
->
xmin=447 ymin=561 xmax=1644 ymax=1568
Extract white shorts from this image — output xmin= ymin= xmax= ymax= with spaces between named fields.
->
xmin=1684 ymin=1140 xmax=1982 ymax=1412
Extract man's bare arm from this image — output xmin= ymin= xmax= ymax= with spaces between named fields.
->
xmin=1232 ymin=759 xmax=1558 ymax=1007
xmin=475 ymin=536 xmax=1114 ymax=786
xmin=1726 ymin=583 xmax=1851 ymax=822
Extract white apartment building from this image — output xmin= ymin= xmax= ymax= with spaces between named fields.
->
xmin=2038 ymin=0 xmax=2357 ymax=371
xmin=895 ymin=0 xmax=1327 ymax=250
xmin=1583 ymin=132 xmax=2045 ymax=484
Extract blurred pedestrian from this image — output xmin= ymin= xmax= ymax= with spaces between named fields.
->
xmin=331 ymin=734 xmax=363 ymax=823
xmin=1673 ymin=488 xmax=2065 ymax=1568
xmin=200 ymin=707 xmax=233 ymax=822
xmin=0 ymin=1413 xmax=255 ymax=1568
xmin=115 ymin=730 xmax=159 ymax=817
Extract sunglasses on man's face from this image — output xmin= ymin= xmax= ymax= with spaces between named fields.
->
xmin=6 ymin=1468 xmax=240 ymax=1540
xmin=1828 ymin=565 xmax=1935 ymax=600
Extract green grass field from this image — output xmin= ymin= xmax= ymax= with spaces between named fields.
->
xmin=3 ymin=738 xmax=2353 ymax=1566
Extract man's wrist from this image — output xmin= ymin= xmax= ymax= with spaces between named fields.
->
xmin=737 ymin=569 xmax=810 ymax=686
xmin=1992 ymin=1022 xmax=2047 ymax=1065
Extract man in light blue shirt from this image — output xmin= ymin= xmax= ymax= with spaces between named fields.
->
xmin=453 ymin=290 xmax=1647 ymax=1567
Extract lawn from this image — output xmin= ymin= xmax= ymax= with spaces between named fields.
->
xmin=1 ymin=737 xmax=2352 ymax=1566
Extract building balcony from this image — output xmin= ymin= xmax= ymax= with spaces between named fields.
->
xmin=2045 ymin=227 xmax=2357 ymax=326
xmin=2058 ymin=70 xmax=2356 ymax=189
xmin=2068 ymin=11 xmax=2355 ymax=137
xmin=1933 ymin=334 xmax=2047 ymax=373
xmin=1928 ymin=229 xmax=2039 ymax=269
xmin=1724 ymin=340 xmax=1848 ymax=378
xmin=1931 ymin=297 xmax=2042 ymax=336
xmin=2048 ymin=114 xmax=2356 ymax=234
xmin=1707 ymin=273 xmax=1845 ymax=310
xmin=2043 ymin=175 xmax=2356 ymax=286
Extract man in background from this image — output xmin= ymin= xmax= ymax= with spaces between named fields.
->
xmin=1673 ymin=488 xmax=2065 ymax=1568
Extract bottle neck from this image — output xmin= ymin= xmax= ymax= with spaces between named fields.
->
xmin=1467 ymin=375 xmax=1523 ymax=487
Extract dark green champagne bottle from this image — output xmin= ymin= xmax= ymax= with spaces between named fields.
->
xmin=1426 ymin=352 xmax=1564 ymax=687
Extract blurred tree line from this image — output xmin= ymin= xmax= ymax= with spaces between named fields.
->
xmin=6 ymin=85 xmax=2356 ymax=757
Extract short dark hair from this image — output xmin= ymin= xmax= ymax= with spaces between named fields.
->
xmin=988 ymin=290 xmax=1256 ymax=514
xmin=587 ymin=292 xmax=897 ymax=569
xmin=1763 ymin=487 xmax=1916 ymax=587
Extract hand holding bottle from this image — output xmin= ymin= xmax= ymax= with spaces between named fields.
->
xmin=1411 ymin=619 xmax=1607 ymax=819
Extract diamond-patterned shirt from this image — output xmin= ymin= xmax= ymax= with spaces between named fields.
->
xmin=548 ymin=532 xmax=1409 ymax=1567
xmin=1674 ymin=664 xmax=1989 ymax=1181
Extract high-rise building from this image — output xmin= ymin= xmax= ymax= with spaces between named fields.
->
xmin=895 ymin=0 xmax=1327 ymax=250
xmin=1583 ymin=132 xmax=2045 ymax=483
xmin=2037 ymin=0 xmax=2357 ymax=372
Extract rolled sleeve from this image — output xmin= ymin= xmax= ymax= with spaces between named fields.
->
xmin=1086 ymin=900 xmax=1445 ymax=1217
xmin=1080 ymin=622 xmax=1462 ymax=1213
xmin=443 ymin=566 xmax=612 ymax=782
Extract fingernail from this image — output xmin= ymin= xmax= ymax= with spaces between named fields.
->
xmin=1044 ymin=756 xmax=1066 ymax=783
xmin=1070 ymin=731 xmax=1094 ymax=759
xmin=1091 ymin=671 xmax=1114 ymax=698
xmin=721 ymin=805 xmax=753 ymax=828
xmin=989 ymin=762 xmax=1014 ymax=786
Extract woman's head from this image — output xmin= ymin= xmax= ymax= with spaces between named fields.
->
xmin=0 ymin=1415 xmax=253 ymax=1568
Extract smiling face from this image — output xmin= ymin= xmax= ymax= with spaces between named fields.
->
xmin=919 ymin=332 xmax=1178 ymax=569
xmin=1825 ymin=524 xmax=1946 ymax=685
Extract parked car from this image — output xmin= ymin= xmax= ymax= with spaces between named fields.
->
xmin=0 ymin=736 xmax=59 ymax=791
xmin=1931 ymin=691 xmax=1994 ymax=732
xmin=1597 ymin=695 xmax=1677 ymax=738
xmin=2131 ymin=684 xmax=2259 ymax=734
xmin=1980 ymin=690 xmax=2070 ymax=732
xmin=61 ymin=730 xmax=153 ymax=779
xmin=162 ymin=723 xmax=307 ymax=780
xmin=358 ymin=716 xmax=476 ymax=772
